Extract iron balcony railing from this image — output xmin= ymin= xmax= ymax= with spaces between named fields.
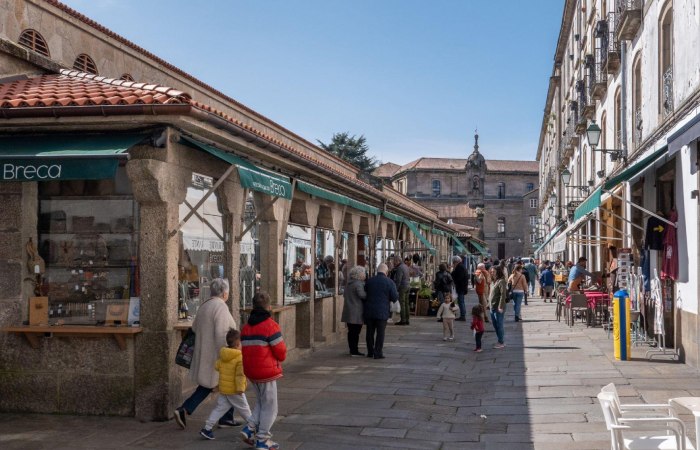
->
xmin=634 ymin=105 xmax=643 ymax=146
xmin=663 ymin=66 xmax=674 ymax=117
xmin=616 ymin=0 xmax=643 ymax=40
xmin=587 ymin=51 xmax=608 ymax=100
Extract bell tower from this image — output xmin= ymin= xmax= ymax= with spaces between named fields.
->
xmin=465 ymin=130 xmax=485 ymax=208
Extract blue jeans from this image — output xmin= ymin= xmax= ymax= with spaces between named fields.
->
xmin=513 ymin=291 xmax=524 ymax=319
xmin=528 ymin=279 xmax=536 ymax=295
xmin=456 ymin=292 xmax=466 ymax=319
xmin=490 ymin=309 xmax=505 ymax=344
xmin=181 ymin=385 xmax=234 ymax=422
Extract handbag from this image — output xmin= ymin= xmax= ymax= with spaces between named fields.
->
xmin=175 ymin=328 xmax=196 ymax=369
xmin=506 ymin=280 xmax=513 ymax=303
xmin=450 ymin=285 xmax=458 ymax=301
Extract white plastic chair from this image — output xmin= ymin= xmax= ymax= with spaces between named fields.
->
xmin=601 ymin=383 xmax=677 ymax=418
xmin=598 ymin=391 xmax=695 ymax=450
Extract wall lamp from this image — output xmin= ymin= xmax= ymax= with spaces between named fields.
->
xmin=586 ymin=121 xmax=624 ymax=161
xmin=561 ymin=168 xmax=590 ymax=194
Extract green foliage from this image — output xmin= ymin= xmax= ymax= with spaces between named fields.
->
xmin=418 ymin=285 xmax=433 ymax=298
xmin=317 ymin=132 xmax=379 ymax=173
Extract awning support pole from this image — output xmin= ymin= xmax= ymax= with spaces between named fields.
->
xmin=599 ymin=207 xmax=645 ymax=232
xmin=169 ymin=164 xmax=237 ymax=238
xmin=605 ymin=189 xmax=677 ymax=228
xmin=592 ymin=217 xmax=633 ymax=239
xmin=236 ymin=194 xmax=280 ymax=243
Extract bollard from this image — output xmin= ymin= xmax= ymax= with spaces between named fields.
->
xmin=613 ymin=290 xmax=631 ymax=361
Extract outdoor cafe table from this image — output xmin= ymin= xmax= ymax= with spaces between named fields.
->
xmin=566 ymin=291 xmax=610 ymax=326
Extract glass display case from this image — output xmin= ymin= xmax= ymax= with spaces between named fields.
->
xmin=283 ymin=224 xmax=312 ymax=304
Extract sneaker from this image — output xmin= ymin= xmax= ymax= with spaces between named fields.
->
xmin=474 ymin=348 xmax=482 ymax=353
xmin=493 ymin=343 xmax=506 ymax=349
xmin=350 ymin=351 xmax=365 ymax=356
xmin=218 ymin=418 xmax=242 ymax=428
xmin=240 ymin=425 xmax=256 ymax=446
xmin=448 ymin=337 xmax=454 ymax=341
xmin=255 ymin=438 xmax=280 ymax=449
xmin=200 ymin=428 xmax=215 ymax=440
xmin=443 ymin=337 xmax=448 ymax=341
xmin=174 ymin=408 xmax=186 ymax=429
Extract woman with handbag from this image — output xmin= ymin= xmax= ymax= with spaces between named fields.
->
xmin=174 ymin=278 xmax=238 ymax=429
xmin=341 ymin=266 xmax=367 ymax=356
xmin=489 ymin=265 xmax=508 ymax=349
xmin=508 ymin=265 xmax=528 ymax=322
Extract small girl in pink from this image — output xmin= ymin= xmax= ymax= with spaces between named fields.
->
xmin=471 ymin=305 xmax=485 ymax=352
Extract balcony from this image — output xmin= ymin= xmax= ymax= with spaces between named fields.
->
xmin=599 ymin=13 xmax=621 ymax=74
xmin=574 ymin=82 xmax=593 ymax=134
xmin=663 ymin=66 xmax=674 ymax=117
xmin=616 ymin=0 xmax=643 ymax=41
xmin=587 ymin=52 xmax=608 ymax=100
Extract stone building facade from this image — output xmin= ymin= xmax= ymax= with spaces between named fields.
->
xmin=375 ymin=135 xmax=538 ymax=259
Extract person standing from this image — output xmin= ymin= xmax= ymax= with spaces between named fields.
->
xmin=470 ymin=305 xmax=485 ymax=352
xmin=451 ymin=256 xmax=469 ymax=321
xmin=474 ymin=263 xmax=490 ymax=323
xmin=436 ymin=295 xmax=459 ymax=341
xmin=433 ymin=263 xmax=454 ymax=303
xmin=508 ymin=265 xmax=528 ymax=322
xmin=174 ymin=278 xmax=238 ymax=430
xmin=524 ymin=260 xmax=538 ymax=297
xmin=341 ymin=266 xmax=367 ymax=356
xmin=241 ymin=292 xmax=287 ymax=450
xmin=489 ymin=265 xmax=508 ymax=348
xmin=540 ymin=264 xmax=555 ymax=303
xmin=391 ymin=256 xmax=410 ymax=325
xmin=364 ymin=263 xmax=399 ymax=359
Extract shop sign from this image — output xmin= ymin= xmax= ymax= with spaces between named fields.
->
xmin=183 ymin=236 xmax=224 ymax=252
xmin=0 ymin=158 xmax=119 ymax=181
xmin=566 ymin=200 xmax=582 ymax=213
xmin=238 ymin=166 xmax=291 ymax=199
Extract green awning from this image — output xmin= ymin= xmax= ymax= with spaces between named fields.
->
xmin=0 ymin=133 xmax=147 ymax=181
xmin=382 ymin=211 xmax=404 ymax=223
xmin=604 ymin=146 xmax=668 ymax=190
xmin=403 ymin=219 xmax=436 ymax=254
xmin=182 ymin=136 xmax=292 ymax=199
xmin=573 ymin=187 xmax=602 ymax=222
xmin=297 ymin=181 xmax=381 ymax=215
xmin=452 ymin=237 xmax=469 ymax=255
xmin=534 ymin=223 xmax=565 ymax=255
xmin=468 ymin=239 xmax=488 ymax=257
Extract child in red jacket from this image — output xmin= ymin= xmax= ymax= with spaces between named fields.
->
xmin=241 ymin=292 xmax=287 ymax=450
xmin=471 ymin=305 xmax=485 ymax=353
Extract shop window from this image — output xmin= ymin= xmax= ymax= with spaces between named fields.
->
xmin=18 ymin=29 xmax=50 ymax=57
xmin=338 ymin=232 xmax=351 ymax=294
xmin=37 ymin=166 xmax=139 ymax=325
xmin=314 ymin=228 xmax=336 ymax=299
xmin=432 ymin=180 xmax=441 ymax=197
xmin=178 ymin=173 xmax=225 ymax=320
xmin=239 ymin=194 xmax=259 ymax=311
xmin=283 ymin=224 xmax=312 ymax=304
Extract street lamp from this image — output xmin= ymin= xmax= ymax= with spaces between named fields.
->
xmin=561 ymin=168 xmax=590 ymax=194
xmin=586 ymin=120 xmax=624 ymax=161
xmin=550 ymin=192 xmax=557 ymax=207
xmin=548 ymin=205 xmax=554 ymax=215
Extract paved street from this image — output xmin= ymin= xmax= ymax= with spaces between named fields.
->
xmin=3 ymin=292 xmax=700 ymax=449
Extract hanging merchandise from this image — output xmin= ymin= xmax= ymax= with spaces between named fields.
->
xmin=644 ymin=216 xmax=665 ymax=250
xmin=651 ymin=274 xmax=664 ymax=337
xmin=617 ymin=248 xmax=632 ymax=290
xmin=641 ymin=248 xmax=651 ymax=292
xmin=660 ymin=209 xmax=678 ymax=280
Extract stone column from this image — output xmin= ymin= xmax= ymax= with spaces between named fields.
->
xmin=218 ymin=178 xmax=246 ymax=324
xmin=345 ymin=214 xmax=361 ymax=270
xmin=126 ymin=158 xmax=189 ymax=421
xmin=252 ymin=193 xmax=291 ymax=306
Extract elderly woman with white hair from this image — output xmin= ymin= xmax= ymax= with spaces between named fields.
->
xmin=175 ymin=278 xmax=238 ymax=429
xmin=341 ymin=265 xmax=367 ymax=356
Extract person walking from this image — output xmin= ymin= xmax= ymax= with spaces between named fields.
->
xmin=450 ymin=256 xmax=469 ymax=321
xmin=508 ymin=265 xmax=528 ymax=322
xmin=391 ymin=256 xmax=410 ymax=325
xmin=364 ymin=263 xmax=399 ymax=359
xmin=474 ymin=263 xmax=490 ymax=323
xmin=524 ymin=260 xmax=539 ymax=298
xmin=198 ymin=329 xmax=254 ymax=442
xmin=540 ymin=264 xmax=555 ymax=303
xmin=341 ymin=266 xmax=367 ymax=356
xmin=174 ymin=278 xmax=238 ymax=429
xmin=470 ymin=304 xmax=485 ymax=352
xmin=241 ymin=292 xmax=287 ymax=450
xmin=489 ymin=265 xmax=508 ymax=348
xmin=436 ymin=295 xmax=459 ymax=341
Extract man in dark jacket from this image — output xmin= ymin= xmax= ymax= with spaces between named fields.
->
xmin=364 ymin=263 xmax=399 ymax=359
xmin=451 ymin=256 xmax=469 ymax=320
xmin=391 ymin=255 xmax=411 ymax=325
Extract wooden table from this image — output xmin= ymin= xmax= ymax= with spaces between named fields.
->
xmin=2 ymin=325 xmax=142 ymax=350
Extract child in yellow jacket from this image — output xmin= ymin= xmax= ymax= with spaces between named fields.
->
xmin=199 ymin=329 xmax=255 ymax=443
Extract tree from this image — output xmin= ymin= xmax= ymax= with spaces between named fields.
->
xmin=317 ymin=132 xmax=379 ymax=174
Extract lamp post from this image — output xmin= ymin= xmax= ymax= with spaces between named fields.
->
xmin=561 ymin=168 xmax=590 ymax=195
xmin=586 ymin=120 xmax=624 ymax=161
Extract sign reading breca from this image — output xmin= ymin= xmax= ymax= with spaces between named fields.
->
xmin=3 ymin=163 xmax=62 ymax=181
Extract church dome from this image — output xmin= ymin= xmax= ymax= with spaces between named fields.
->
xmin=466 ymin=132 xmax=484 ymax=169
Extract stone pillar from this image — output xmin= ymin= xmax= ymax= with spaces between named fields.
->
xmin=345 ymin=214 xmax=361 ymax=270
xmin=126 ymin=158 xmax=189 ymax=421
xmin=218 ymin=179 xmax=246 ymax=323
xmin=252 ymin=193 xmax=291 ymax=306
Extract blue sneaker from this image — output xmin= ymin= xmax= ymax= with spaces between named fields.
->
xmin=199 ymin=428 xmax=215 ymax=440
xmin=240 ymin=425 xmax=255 ymax=446
xmin=255 ymin=438 xmax=279 ymax=449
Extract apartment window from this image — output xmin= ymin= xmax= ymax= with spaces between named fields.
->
xmin=614 ymin=88 xmax=622 ymax=149
xmin=529 ymin=199 xmax=538 ymax=208
xmin=526 ymin=182 xmax=534 ymax=191
xmin=18 ymin=29 xmax=50 ymax=57
xmin=432 ymin=179 xmax=441 ymax=197
xmin=529 ymin=216 xmax=537 ymax=226
xmin=497 ymin=217 xmax=506 ymax=237
xmin=632 ymin=54 xmax=642 ymax=146
xmin=660 ymin=3 xmax=674 ymax=116
xmin=73 ymin=53 xmax=98 ymax=75
xmin=497 ymin=182 xmax=505 ymax=199
xmin=530 ymin=233 xmax=537 ymax=244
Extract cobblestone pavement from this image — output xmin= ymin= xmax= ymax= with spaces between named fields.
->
xmin=3 ymin=292 xmax=700 ymax=449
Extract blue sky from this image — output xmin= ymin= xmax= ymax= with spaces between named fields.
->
xmin=62 ymin=0 xmax=563 ymax=165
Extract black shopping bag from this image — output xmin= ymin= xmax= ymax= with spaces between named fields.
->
xmin=175 ymin=328 xmax=195 ymax=369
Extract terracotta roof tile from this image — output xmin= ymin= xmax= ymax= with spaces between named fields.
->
xmin=392 ymin=157 xmax=538 ymax=174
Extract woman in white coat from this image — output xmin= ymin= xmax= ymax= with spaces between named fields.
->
xmin=174 ymin=278 xmax=237 ymax=429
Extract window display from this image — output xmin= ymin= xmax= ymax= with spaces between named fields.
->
xmin=338 ymin=232 xmax=350 ymax=294
xmin=283 ymin=224 xmax=312 ymax=304
xmin=37 ymin=169 xmax=138 ymax=325
xmin=314 ymin=229 xmax=336 ymax=299
xmin=178 ymin=173 xmax=226 ymax=319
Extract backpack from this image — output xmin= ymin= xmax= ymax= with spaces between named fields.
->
xmin=434 ymin=272 xmax=453 ymax=293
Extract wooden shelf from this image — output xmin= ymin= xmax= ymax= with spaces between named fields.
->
xmin=2 ymin=325 xmax=141 ymax=350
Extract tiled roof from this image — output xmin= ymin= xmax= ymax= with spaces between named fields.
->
xmin=372 ymin=162 xmax=401 ymax=178
xmin=485 ymin=160 xmax=539 ymax=173
xmin=0 ymin=70 xmax=190 ymax=107
xmin=394 ymin=157 xmax=539 ymax=174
